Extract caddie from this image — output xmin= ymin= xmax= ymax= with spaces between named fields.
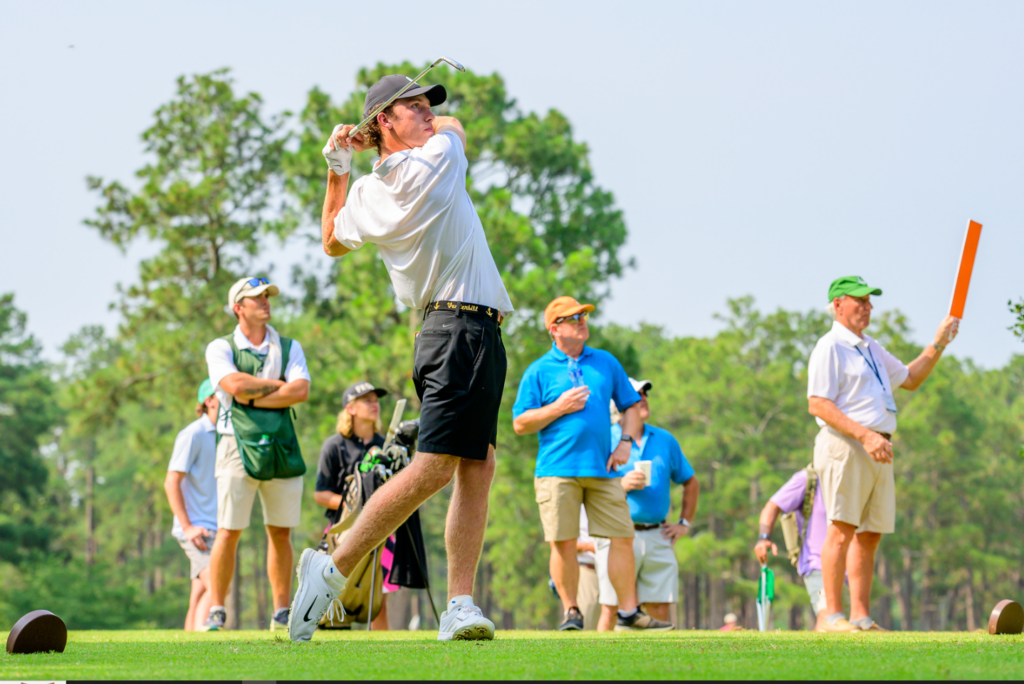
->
xmin=289 ymin=71 xmax=513 ymax=642
xmin=753 ymin=466 xmax=827 ymax=629
xmin=808 ymin=276 xmax=957 ymax=633
xmin=201 ymin=277 xmax=311 ymax=632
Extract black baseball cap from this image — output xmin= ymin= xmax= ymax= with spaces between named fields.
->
xmin=342 ymin=381 xmax=388 ymax=407
xmin=363 ymin=74 xmax=447 ymax=118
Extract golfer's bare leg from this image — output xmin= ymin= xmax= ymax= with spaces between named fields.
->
xmin=332 ymin=452 xmax=458 ymax=576
xmin=445 ymin=445 xmax=496 ymax=599
xmin=597 ymin=604 xmax=618 ymax=631
xmin=645 ymin=602 xmax=672 ymax=623
xmin=846 ymin=531 xmax=882 ymax=622
xmin=606 ymin=537 xmax=639 ymax=613
xmin=193 ymin=568 xmax=214 ymax=630
xmin=820 ymin=521 xmax=856 ymax=616
xmin=266 ymin=525 xmax=293 ymax=610
xmin=550 ymin=540 xmax=580 ymax=612
xmin=208 ymin=528 xmax=242 ymax=606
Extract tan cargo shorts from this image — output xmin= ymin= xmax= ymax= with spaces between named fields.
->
xmin=813 ymin=426 xmax=895 ymax=534
xmin=534 ymin=476 xmax=635 ymax=542
xmin=216 ymin=434 xmax=304 ymax=530
xmin=176 ymin=530 xmax=217 ymax=580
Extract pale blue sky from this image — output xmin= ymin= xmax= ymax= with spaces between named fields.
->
xmin=2 ymin=1 xmax=1022 ymax=367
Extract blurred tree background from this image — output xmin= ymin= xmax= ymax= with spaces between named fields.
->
xmin=1 ymin=65 xmax=1022 ymax=632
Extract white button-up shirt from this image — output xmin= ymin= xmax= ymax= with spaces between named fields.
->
xmin=205 ymin=327 xmax=311 ymax=435
xmin=333 ymin=131 xmax=514 ymax=316
xmin=807 ymin=320 xmax=909 ymax=435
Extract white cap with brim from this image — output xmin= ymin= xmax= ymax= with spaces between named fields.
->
xmin=228 ymin=277 xmax=280 ymax=313
xmin=629 ymin=378 xmax=652 ymax=394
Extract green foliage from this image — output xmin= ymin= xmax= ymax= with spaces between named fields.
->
xmin=1010 ymin=298 xmax=1024 ymax=341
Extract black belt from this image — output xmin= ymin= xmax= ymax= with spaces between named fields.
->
xmin=876 ymin=431 xmax=892 ymax=441
xmin=425 ymin=300 xmax=504 ymax=325
xmin=634 ymin=523 xmax=662 ymax=531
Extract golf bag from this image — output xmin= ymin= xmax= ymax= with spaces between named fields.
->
xmin=318 ymin=419 xmax=433 ymax=629
xmin=779 ymin=464 xmax=817 ymax=568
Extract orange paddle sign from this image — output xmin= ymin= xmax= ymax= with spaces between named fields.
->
xmin=948 ymin=220 xmax=983 ymax=319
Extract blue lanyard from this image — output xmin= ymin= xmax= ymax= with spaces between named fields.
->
xmin=854 ymin=345 xmax=886 ymax=391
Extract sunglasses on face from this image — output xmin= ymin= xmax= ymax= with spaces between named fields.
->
xmin=555 ymin=312 xmax=589 ymax=325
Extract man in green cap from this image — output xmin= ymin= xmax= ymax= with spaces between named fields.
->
xmin=806 ymin=276 xmax=957 ymax=632
xmin=164 ymin=379 xmax=219 ymax=630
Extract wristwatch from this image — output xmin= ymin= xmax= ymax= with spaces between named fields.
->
xmin=248 ymin=399 xmax=255 ymax=407
xmin=620 ymin=435 xmax=633 ymax=443
xmin=932 ymin=341 xmax=946 ymax=352
xmin=757 ymin=533 xmax=771 ymax=541
xmin=678 ymin=518 xmax=691 ymax=527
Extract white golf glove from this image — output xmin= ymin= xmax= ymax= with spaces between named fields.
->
xmin=322 ymin=124 xmax=353 ymax=176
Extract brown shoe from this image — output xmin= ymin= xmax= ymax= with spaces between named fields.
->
xmin=817 ymin=617 xmax=860 ymax=633
xmin=614 ymin=609 xmax=674 ymax=632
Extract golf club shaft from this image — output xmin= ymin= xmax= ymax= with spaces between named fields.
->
xmin=348 ymin=57 xmax=465 ymax=138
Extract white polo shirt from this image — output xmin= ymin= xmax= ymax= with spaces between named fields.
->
xmin=807 ymin=320 xmax=909 ymax=435
xmin=333 ymin=130 xmax=514 ymax=316
xmin=205 ymin=327 xmax=311 ymax=436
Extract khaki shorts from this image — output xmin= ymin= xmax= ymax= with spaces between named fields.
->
xmin=176 ymin=530 xmax=216 ymax=580
xmin=534 ymin=476 xmax=635 ymax=542
xmin=595 ymin=528 xmax=679 ymax=606
xmin=216 ymin=435 xmax=304 ymax=530
xmin=813 ymin=427 xmax=895 ymax=534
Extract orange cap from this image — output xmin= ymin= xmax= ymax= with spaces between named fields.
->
xmin=544 ymin=296 xmax=595 ymax=328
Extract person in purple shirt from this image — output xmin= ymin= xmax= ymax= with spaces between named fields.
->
xmin=754 ymin=468 xmax=827 ymax=630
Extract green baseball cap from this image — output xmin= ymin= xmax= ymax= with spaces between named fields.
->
xmin=197 ymin=379 xmax=215 ymax=403
xmin=827 ymin=275 xmax=882 ymax=303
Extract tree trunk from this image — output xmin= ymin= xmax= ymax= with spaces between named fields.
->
xmin=898 ymin=549 xmax=914 ymax=630
xmin=964 ymin=567 xmax=977 ymax=631
xmin=254 ymin=533 xmax=267 ymax=629
xmin=85 ymin=459 xmax=96 ymax=566
xmin=876 ymin=555 xmax=893 ymax=630
xmin=920 ymin=557 xmax=935 ymax=632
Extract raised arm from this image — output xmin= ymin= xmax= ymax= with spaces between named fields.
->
xmin=432 ymin=116 xmax=467 ymax=150
xmin=901 ymin=315 xmax=958 ymax=390
xmin=321 ymin=124 xmax=372 ymax=258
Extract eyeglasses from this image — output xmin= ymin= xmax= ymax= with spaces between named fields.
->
xmin=245 ymin=278 xmax=270 ymax=288
xmin=554 ymin=312 xmax=589 ymax=325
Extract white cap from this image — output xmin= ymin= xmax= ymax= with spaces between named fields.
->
xmin=227 ymin=277 xmax=279 ymax=313
xmin=629 ymin=377 xmax=652 ymax=394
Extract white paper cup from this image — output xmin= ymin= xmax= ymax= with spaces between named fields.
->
xmin=634 ymin=460 xmax=652 ymax=487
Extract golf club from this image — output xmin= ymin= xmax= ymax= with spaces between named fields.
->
xmin=347 ymin=57 xmax=465 ymax=139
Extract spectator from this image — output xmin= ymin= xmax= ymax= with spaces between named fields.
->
xmin=314 ymin=381 xmax=397 ymax=630
xmin=202 ymin=277 xmax=311 ymax=631
xmin=719 ymin=613 xmax=741 ymax=631
xmin=754 ymin=467 xmax=827 ymax=628
xmin=595 ymin=378 xmax=699 ymax=630
xmin=808 ymin=276 xmax=957 ymax=632
xmin=163 ymin=379 xmax=219 ymax=631
xmin=513 ymin=296 xmax=671 ymax=632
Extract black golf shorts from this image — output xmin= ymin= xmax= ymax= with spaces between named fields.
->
xmin=413 ymin=307 xmax=507 ymax=460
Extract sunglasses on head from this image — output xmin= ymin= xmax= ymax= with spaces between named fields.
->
xmin=245 ymin=277 xmax=269 ymax=288
xmin=554 ymin=312 xmax=589 ymax=325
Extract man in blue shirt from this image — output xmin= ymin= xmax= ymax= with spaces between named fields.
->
xmin=595 ymin=378 xmax=700 ymax=629
xmin=513 ymin=296 xmax=672 ymax=632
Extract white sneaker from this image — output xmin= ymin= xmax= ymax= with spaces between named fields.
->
xmin=437 ymin=595 xmax=495 ymax=641
xmin=288 ymin=548 xmax=346 ymax=642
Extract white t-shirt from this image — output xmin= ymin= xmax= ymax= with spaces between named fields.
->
xmin=334 ymin=130 xmax=514 ymax=316
xmin=807 ymin=320 xmax=910 ymax=434
xmin=167 ymin=415 xmax=218 ymax=540
xmin=205 ymin=326 xmax=312 ymax=435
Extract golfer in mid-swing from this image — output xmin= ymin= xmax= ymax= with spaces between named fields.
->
xmin=288 ymin=73 xmax=513 ymax=642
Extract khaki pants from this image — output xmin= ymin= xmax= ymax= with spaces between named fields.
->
xmin=577 ymin=564 xmax=600 ymax=630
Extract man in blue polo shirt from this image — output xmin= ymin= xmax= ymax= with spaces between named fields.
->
xmin=513 ymin=296 xmax=672 ymax=632
xmin=595 ymin=378 xmax=700 ymax=629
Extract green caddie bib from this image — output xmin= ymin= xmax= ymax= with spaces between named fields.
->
xmin=222 ymin=334 xmax=306 ymax=481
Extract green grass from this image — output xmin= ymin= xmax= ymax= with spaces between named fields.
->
xmin=2 ymin=629 xmax=1023 ymax=680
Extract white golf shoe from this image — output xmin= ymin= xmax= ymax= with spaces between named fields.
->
xmin=288 ymin=548 xmax=346 ymax=642
xmin=437 ymin=595 xmax=495 ymax=641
